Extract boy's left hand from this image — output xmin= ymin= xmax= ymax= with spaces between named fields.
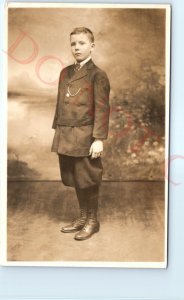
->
xmin=89 ymin=140 xmax=103 ymax=159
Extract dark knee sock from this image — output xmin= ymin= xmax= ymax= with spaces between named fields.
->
xmin=75 ymin=186 xmax=87 ymax=209
xmin=86 ymin=185 xmax=99 ymax=211
xmin=75 ymin=185 xmax=99 ymax=211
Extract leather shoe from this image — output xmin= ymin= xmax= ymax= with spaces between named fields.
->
xmin=61 ymin=218 xmax=86 ymax=233
xmin=74 ymin=219 xmax=100 ymax=240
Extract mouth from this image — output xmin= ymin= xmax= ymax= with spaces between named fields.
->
xmin=75 ymin=53 xmax=81 ymax=56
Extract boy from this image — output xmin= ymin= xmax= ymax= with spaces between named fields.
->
xmin=51 ymin=27 xmax=110 ymax=241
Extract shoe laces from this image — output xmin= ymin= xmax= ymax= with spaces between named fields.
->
xmin=80 ymin=208 xmax=88 ymax=218
xmin=72 ymin=218 xmax=85 ymax=226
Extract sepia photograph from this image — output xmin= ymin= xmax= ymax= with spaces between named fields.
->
xmin=3 ymin=3 xmax=170 ymax=267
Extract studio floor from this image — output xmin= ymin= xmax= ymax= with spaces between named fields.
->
xmin=7 ymin=181 xmax=165 ymax=263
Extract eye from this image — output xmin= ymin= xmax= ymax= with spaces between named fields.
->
xmin=71 ymin=42 xmax=76 ymax=46
xmin=79 ymin=41 xmax=85 ymax=45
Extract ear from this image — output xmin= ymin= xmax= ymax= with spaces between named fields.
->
xmin=91 ymin=43 xmax=95 ymax=51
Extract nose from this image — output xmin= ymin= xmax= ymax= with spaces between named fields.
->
xmin=75 ymin=42 xmax=80 ymax=51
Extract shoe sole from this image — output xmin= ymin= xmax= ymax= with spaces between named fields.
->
xmin=60 ymin=228 xmax=83 ymax=233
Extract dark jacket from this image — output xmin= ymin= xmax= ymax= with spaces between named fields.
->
xmin=51 ymin=59 xmax=110 ymax=156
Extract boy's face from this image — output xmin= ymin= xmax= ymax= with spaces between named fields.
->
xmin=70 ymin=33 xmax=94 ymax=62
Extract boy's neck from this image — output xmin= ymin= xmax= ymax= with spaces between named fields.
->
xmin=75 ymin=56 xmax=91 ymax=67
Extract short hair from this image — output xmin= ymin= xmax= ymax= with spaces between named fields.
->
xmin=70 ymin=27 xmax=94 ymax=43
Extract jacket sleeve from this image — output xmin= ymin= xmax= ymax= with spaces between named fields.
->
xmin=52 ymin=69 xmax=64 ymax=129
xmin=92 ymin=70 xmax=110 ymax=139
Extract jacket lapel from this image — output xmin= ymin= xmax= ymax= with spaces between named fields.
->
xmin=68 ymin=60 xmax=94 ymax=83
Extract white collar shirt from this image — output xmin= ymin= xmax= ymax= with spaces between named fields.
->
xmin=75 ymin=56 xmax=91 ymax=70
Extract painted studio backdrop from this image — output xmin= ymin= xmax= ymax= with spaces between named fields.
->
xmin=7 ymin=6 xmax=167 ymax=263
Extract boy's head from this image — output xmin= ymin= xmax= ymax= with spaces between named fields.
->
xmin=70 ymin=27 xmax=95 ymax=62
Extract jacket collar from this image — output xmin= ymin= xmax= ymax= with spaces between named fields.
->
xmin=68 ymin=59 xmax=94 ymax=83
